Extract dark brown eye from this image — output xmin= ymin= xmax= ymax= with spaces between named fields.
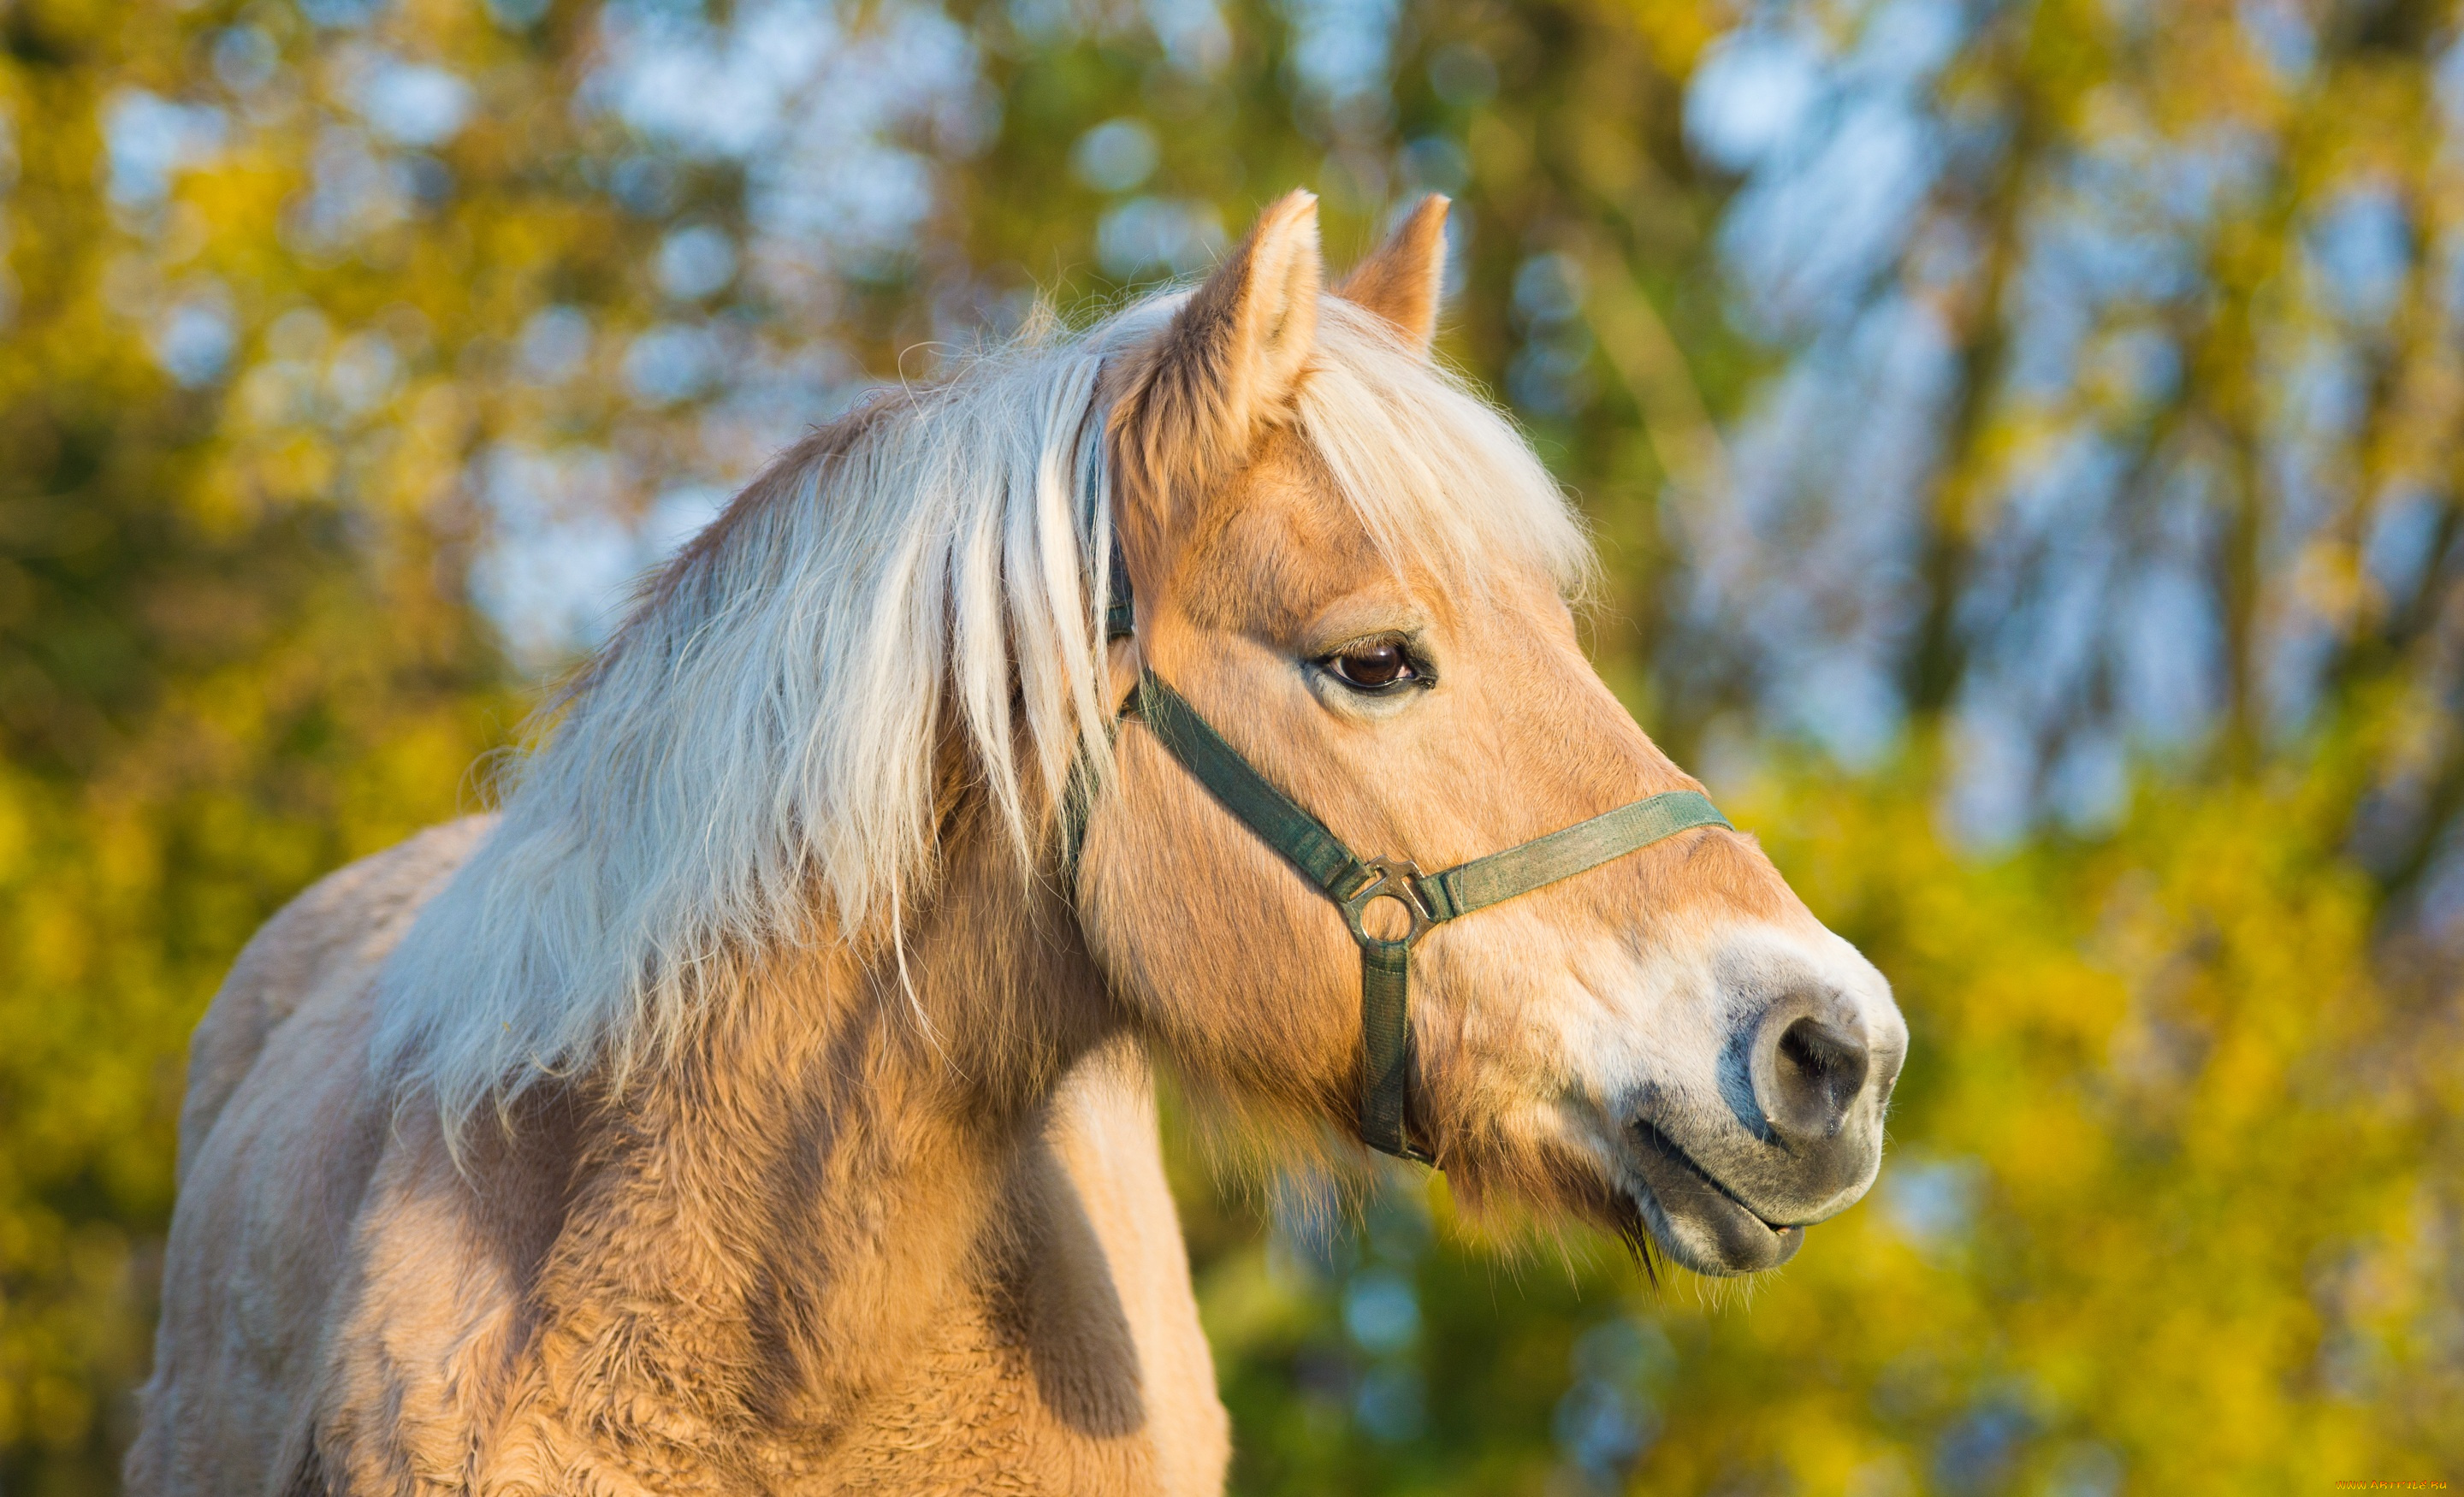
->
xmin=1327 ymin=642 xmax=1414 ymax=689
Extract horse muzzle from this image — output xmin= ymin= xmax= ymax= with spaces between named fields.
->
xmin=1615 ymin=952 xmax=1907 ymax=1276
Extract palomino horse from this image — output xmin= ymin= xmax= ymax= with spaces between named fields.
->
xmin=131 ymin=193 xmax=1904 ymax=1494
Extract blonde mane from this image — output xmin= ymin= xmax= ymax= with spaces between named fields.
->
xmin=372 ymin=291 xmax=1590 ymax=1139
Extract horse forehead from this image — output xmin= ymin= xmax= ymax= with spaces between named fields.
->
xmin=1176 ymin=433 xmax=1452 ymax=635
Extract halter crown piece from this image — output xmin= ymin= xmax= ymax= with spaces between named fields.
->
xmin=1072 ymin=447 xmax=1731 ymax=1164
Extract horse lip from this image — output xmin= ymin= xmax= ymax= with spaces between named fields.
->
xmin=1629 ymin=1119 xmax=1793 ymax=1224
xmin=1620 ymin=1119 xmax=1805 ymax=1275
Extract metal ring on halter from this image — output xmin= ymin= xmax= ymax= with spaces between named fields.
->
xmin=1336 ymin=858 xmax=1436 ymax=950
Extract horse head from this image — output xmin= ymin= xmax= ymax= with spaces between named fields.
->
xmin=1078 ymin=192 xmax=1905 ymax=1276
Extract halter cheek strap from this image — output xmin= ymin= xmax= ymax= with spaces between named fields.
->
xmin=1125 ymin=672 xmax=1731 ymax=1163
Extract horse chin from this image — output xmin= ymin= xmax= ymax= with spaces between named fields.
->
xmin=1616 ymin=1123 xmax=1804 ymax=1278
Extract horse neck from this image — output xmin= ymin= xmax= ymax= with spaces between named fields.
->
xmin=536 ymin=802 xmax=1119 ymax=1429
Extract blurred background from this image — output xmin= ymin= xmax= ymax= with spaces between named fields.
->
xmin=3 ymin=0 xmax=2463 ymax=1488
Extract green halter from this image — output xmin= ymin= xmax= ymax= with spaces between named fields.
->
xmin=1079 ymin=578 xmax=1734 ymax=1162
xmin=1122 ymin=673 xmax=1729 ymax=1163
xmin=1071 ymin=454 xmax=1728 ymax=1162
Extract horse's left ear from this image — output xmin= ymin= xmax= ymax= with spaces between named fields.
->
xmin=1336 ymin=195 xmax=1450 ymax=354
xmin=1112 ymin=190 xmax=1323 ymax=567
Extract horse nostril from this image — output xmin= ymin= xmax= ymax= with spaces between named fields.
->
xmin=1762 ymin=1014 xmax=1869 ymax=1143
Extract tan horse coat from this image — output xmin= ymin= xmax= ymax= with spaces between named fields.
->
xmin=134 ymin=819 xmax=1227 ymax=1494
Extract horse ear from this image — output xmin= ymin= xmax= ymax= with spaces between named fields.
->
xmin=1336 ymin=195 xmax=1449 ymax=353
xmin=1114 ymin=191 xmax=1323 ymax=548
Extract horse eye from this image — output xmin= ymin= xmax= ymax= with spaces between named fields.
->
xmin=1328 ymin=643 xmax=1413 ymax=689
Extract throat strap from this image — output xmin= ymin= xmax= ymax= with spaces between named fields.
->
xmin=1128 ymin=672 xmax=1730 ymax=1163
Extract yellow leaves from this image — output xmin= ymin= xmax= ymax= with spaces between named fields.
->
xmin=1589 ymin=0 xmax=1735 ymax=79
xmin=334 ymin=702 xmax=509 ymax=857
xmin=15 ymin=888 xmax=92 ymax=992
xmin=0 ymin=776 xmax=27 ymax=885
xmin=181 ymin=158 xmax=308 ymax=287
xmin=0 ymin=23 xmax=521 ymax=1460
xmin=1200 ymin=1244 xmax=1324 ymax=1359
xmin=366 ymin=377 xmax=477 ymax=518
xmin=257 ymin=430 xmax=344 ymax=508
xmin=0 ymin=1214 xmax=145 ymax=1456
xmin=1499 ymin=745 xmax=2464 ymax=1485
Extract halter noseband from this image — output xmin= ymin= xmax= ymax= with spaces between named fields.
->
xmin=1081 ymin=554 xmax=1732 ymax=1165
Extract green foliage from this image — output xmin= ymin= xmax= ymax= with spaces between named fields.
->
xmin=0 ymin=0 xmax=570 ymax=1477
xmin=1176 ymin=742 xmax=2462 ymax=1494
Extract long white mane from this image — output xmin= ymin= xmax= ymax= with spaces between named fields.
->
xmin=374 ymin=293 xmax=1590 ymax=1136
